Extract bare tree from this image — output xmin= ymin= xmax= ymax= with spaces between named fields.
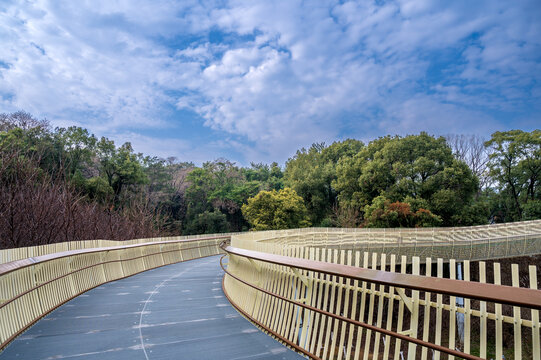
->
xmin=0 ymin=146 xmax=160 ymax=249
xmin=446 ymin=134 xmax=492 ymax=192
xmin=331 ymin=204 xmax=362 ymax=228
xmin=0 ymin=111 xmax=49 ymax=131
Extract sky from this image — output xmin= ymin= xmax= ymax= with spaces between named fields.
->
xmin=0 ymin=0 xmax=540 ymax=165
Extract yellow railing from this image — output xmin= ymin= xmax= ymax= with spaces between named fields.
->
xmin=2 ymin=220 xmax=541 ymax=358
xmin=223 ymin=221 xmax=541 ymax=359
xmin=0 ymin=232 xmax=237 ymax=264
xmin=232 ymin=219 xmax=541 ymax=262
xmin=0 ymin=235 xmax=229 ymax=350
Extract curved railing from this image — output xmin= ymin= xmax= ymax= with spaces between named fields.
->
xmin=0 ymin=235 xmax=229 ymax=350
xmin=2 ymin=220 xmax=541 ymax=358
xmin=232 ymin=219 xmax=541 ymax=262
xmin=0 ymin=232 xmax=238 ymax=264
xmin=222 ymin=221 xmax=541 ymax=360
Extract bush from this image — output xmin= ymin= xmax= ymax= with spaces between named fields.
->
xmin=242 ymin=187 xmax=311 ymax=230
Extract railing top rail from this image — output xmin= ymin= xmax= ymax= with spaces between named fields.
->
xmin=222 ymin=244 xmax=541 ymax=310
xmin=0 ymin=235 xmax=230 ymax=276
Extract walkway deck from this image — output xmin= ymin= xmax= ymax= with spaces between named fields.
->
xmin=0 ymin=256 xmax=303 ymax=360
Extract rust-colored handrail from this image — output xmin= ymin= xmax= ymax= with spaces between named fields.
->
xmin=219 ymin=255 xmax=482 ymax=360
xmin=222 ymin=244 xmax=541 ymax=310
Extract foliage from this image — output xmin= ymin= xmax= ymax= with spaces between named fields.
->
xmin=242 ymin=188 xmax=311 ymax=230
xmin=183 ymin=159 xmax=270 ymax=233
xmin=1 ymin=111 xmax=540 ymax=249
xmin=184 ymin=211 xmax=230 ymax=234
xmin=363 ymin=196 xmax=442 ymax=228
xmin=485 ymin=130 xmax=541 ymax=221
xmin=522 ymin=200 xmax=541 ymax=220
xmin=284 ymin=139 xmax=363 ymax=225
xmin=334 ymin=133 xmax=479 ymax=225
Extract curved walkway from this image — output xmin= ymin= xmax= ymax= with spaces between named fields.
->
xmin=0 ymin=256 xmax=303 ymax=360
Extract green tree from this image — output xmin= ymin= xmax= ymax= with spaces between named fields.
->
xmin=485 ymin=130 xmax=541 ymax=221
xmin=184 ymin=210 xmax=230 ymax=234
xmin=184 ymin=159 xmax=262 ymax=232
xmin=334 ymin=133 xmax=480 ymax=226
xmin=55 ymin=126 xmax=97 ymax=179
xmin=284 ymin=139 xmax=363 ymax=225
xmin=242 ymin=162 xmax=284 ymax=190
xmin=334 ymin=136 xmax=393 ymax=209
xmin=96 ymin=139 xmax=147 ymax=202
xmin=242 ymin=188 xmax=311 ymax=230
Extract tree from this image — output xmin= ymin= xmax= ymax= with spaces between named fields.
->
xmin=242 ymin=188 xmax=311 ymax=230
xmin=55 ymin=126 xmax=97 ymax=179
xmin=284 ymin=139 xmax=363 ymax=225
xmin=334 ymin=133 xmax=480 ymax=226
xmin=242 ymin=162 xmax=284 ymax=191
xmin=184 ymin=211 xmax=230 ymax=234
xmin=485 ymin=130 xmax=541 ymax=221
xmin=363 ymin=196 xmax=442 ymax=228
xmin=96 ymin=139 xmax=148 ymax=202
xmin=446 ymin=134 xmax=491 ymax=192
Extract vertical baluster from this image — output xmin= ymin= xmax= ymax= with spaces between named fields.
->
xmin=420 ymin=257 xmax=432 ymax=360
xmin=494 ymin=262 xmax=503 ymax=359
xmin=479 ymin=261 xmax=487 ymax=359
xmin=382 ymin=254 xmax=396 ymax=360
xmin=529 ymin=265 xmax=540 ymax=360
xmin=372 ymin=254 xmax=387 ymax=359
xmin=511 ymin=264 xmax=522 ymax=360
xmin=393 ymin=255 xmax=407 ymax=360
xmin=363 ymin=253 xmax=378 ymax=360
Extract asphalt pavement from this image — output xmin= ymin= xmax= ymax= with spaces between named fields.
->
xmin=0 ymin=256 xmax=304 ymax=360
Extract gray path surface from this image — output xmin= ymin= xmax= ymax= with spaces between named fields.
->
xmin=1 ymin=256 xmax=304 ymax=360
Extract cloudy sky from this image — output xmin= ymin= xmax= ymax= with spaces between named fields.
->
xmin=1 ymin=1 xmax=540 ymax=165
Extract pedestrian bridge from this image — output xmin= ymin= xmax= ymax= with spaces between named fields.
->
xmin=1 ymin=221 xmax=541 ymax=359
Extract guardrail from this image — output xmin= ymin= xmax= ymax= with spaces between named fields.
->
xmin=0 ymin=232 xmax=238 ymax=264
xmin=232 ymin=219 xmax=541 ymax=262
xmin=221 ymin=243 xmax=541 ymax=359
xmin=2 ymin=220 xmax=541 ymax=358
xmin=0 ymin=235 xmax=229 ymax=351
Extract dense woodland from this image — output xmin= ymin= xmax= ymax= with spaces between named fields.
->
xmin=0 ymin=111 xmax=540 ymax=249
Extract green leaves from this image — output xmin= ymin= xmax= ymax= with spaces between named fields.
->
xmin=284 ymin=139 xmax=363 ymax=225
xmin=363 ymin=196 xmax=442 ymax=228
xmin=242 ymin=188 xmax=311 ymax=230
xmin=485 ymin=130 xmax=541 ymax=221
xmin=334 ymin=133 xmax=479 ymax=226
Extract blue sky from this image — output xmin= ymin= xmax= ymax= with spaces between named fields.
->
xmin=0 ymin=0 xmax=540 ymax=165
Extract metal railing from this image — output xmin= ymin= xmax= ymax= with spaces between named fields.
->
xmin=2 ymin=220 xmax=541 ymax=358
xmin=0 ymin=232 xmax=238 ymax=264
xmin=232 ymin=219 xmax=541 ymax=262
xmin=221 ymin=241 xmax=541 ymax=359
xmin=0 ymin=235 xmax=229 ymax=350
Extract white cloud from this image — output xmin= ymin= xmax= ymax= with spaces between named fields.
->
xmin=0 ymin=0 xmax=539 ymax=164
